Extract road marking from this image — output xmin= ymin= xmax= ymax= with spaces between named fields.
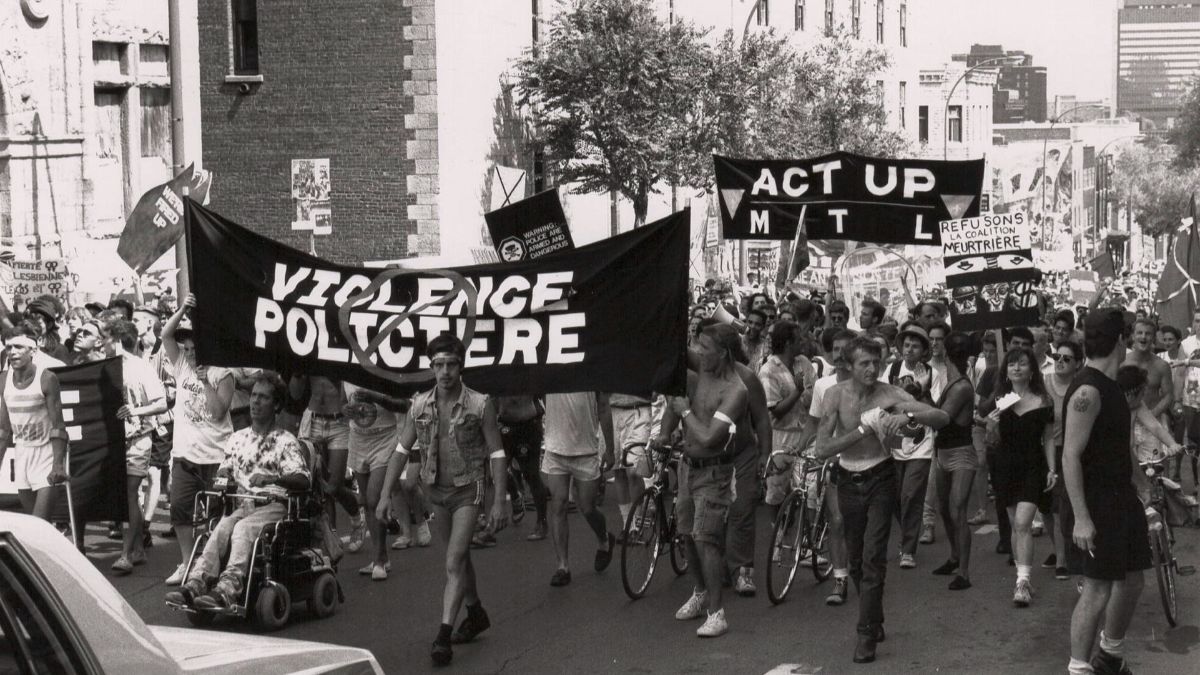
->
xmin=764 ymin=664 xmax=824 ymax=675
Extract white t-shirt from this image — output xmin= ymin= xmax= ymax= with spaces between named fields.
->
xmin=121 ymin=353 xmax=167 ymax=440
xmin=544 ymin=392 xmax=601 ymax=457
xmin=171 ymin=359 xmax=233 ymax=465
xmin=879 ymin=360 xmax=935 ymax=461
xmin=1180 ymin=335 xmax=1200 ymax=409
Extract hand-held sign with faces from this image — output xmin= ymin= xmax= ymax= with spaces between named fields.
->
xmin=940 ymin=213 xmax=1041 ymax=331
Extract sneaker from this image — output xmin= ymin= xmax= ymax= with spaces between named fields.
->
xmin=130 ymin=549 xmax=148 ymax=566
xmin=594 ymin=533 xmax=615 ymax=572
xmin=826 ymin=577 xmax=848 ymax=606
xmin=1055 ymin=566 xmax=1070 ymax=580
xmin=675 ymin=590 xmax=708 ymax=620
xmin=1090 ymin=648 xmax=1133 ymax=675
xmin=371 ymin=563 xmax=389 ymax=581
xmin=932 ymin=559 xmax=959 ymax=576
xmin=1031 ymin=516 xmax=1044 ymax=537
xmin=967 ymin=509 xmax=990 ymax=526
xmin=359 ymin=561 xmax=392 ymax=575
xmin=451 ymin=604 xmax=491 ymax=644
xmin=550 ymin=568 xmax=572 ymax=587
xmin=111 ymin=556 xmax=134 ymax=575
xmin=346 ymin=514 xmax=368 ymax=553
xmin=919 ymin=524 xmax=935 ymax=544
xmin=193 ymin=584 xmax=236 ymax=610
xmin=431 ymin=636 xmax=453 ymax=667
xmin=899 ymin=553 xmax=916 ymax=569
xmin=391 ymin=535 xmax=412 ymax=550
xmin=696 ymin=609 xmax=728 ymax=637
xmin=470 ymin=531 xmax=497 ymax=548
xmin=734 ymin=567 xmax=756 ymax=597
xmin=1042 ymin=553 xmax=1057 ymax=568
xmin=165 ymin=564 xmax=187 ymax=586
xmin=526 ymin=521 xmax=548 ymax=542
xmin=415 ymin=520 xmax=432 ymax=547
xmin=1013 ymin=579 xmax=1032 ymax=607
xmin=165 ymin=578 xmax=207 ymax=606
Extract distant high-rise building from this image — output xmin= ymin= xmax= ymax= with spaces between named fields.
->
xmin=1117 ymin=0 xmax=1200 ymax=130
xmin=953 ymin=44 xmax=1047 ymax=123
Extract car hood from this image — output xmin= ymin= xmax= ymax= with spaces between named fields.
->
xmin=149 ymin=625 xmax=381 ymax=675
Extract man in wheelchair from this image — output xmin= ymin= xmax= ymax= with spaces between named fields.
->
xmin=165 ymin=371 xmax=311 ymax=609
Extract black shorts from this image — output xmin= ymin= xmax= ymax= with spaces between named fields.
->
xmin=170 ymin=458 xmax=219 ymax=526
xmin=1080 ymin=487 xmax=1153 ymax=581
xmin=501 ymin=418 xmax=543 ymax=461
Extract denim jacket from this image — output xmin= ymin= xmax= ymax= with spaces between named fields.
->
xmin=410 ymin=385 xmax=490 ymax=487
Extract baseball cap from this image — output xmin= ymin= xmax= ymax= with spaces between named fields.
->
xmin=1083 ymin=307 xmax=1124 ymax=340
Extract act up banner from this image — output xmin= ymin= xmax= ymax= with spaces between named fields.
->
xmin=186 ymin=201 xmax=688 ymax=396
xmin=713 ymin=152 xmax=984 ymax=245
xmin=118 ymin=164 xmax=213 ymax=274
xmin=484 ymin=188 xmax=575 ymax=262
xmin=941 ymin=213 xmax=1040 ymax=331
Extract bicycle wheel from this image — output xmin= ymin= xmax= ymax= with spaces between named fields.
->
xmin=621 ymin=490 xmax=662 ymax=600
xmin=670 ymin=523 xmax=689 ymax=576
xmin=1151 ymin=525 xmax=1178 ymax=627
xmin=767 ymin=492 xmax=809 ymax=605
xmin=809 ymin=500 xmax=833 ymax=582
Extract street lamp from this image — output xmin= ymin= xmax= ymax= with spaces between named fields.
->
xmin=943 ymin=56 xmax=1020 ymax=160
xmin=1039 ymin=103 xmax=1109 ymax=244
xmin=1092 ymin=134 xmax=1145 ymax=264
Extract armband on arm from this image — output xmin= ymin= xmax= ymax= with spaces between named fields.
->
xmin=394 ymin=441 xmax=410 ymax=456
xmin=712 ymin=411 xmax=734 ymax=426
xmin=48 ymin=428 xmax=70 ymax=442
xmin=488 ymin=449 xmax=506 ymax=460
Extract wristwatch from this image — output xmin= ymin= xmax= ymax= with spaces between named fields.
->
xmin=905 ymin=411 xmax=916 ymax=425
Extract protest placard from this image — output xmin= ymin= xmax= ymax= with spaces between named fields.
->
xmin=484 ymin=188 xmax=575 ymax=262
xmin=1070 ymin=269 xmax=1099 ymax=305
xmin=713 ymin=152 xmax=984 ymax=245
xmin=940 ymin=212 xmax=1040 ymax=331
xmin=0 ymin=258 xmax=72 ymax=306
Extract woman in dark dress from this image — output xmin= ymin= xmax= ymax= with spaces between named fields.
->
xmin=983 ymin=347 xmax=1056 ymax=608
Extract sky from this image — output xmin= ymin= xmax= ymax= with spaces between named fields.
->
xmin=921 ymin=0 xmax=1119 ymax=102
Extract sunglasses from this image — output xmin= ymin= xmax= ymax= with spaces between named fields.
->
xmin=75 ymin=329 xmax=99 ymax=338
xmin=1049 ymin=353 xmax=1075 ymax=363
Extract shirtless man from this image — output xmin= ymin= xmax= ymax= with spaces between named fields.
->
xmin=1124 ymin=318 xmax=1173 ymax=424
xmin=658 ymin=323 xmax=748 ymax=639
xmin=815 ymin=337 xmax=949 ymax=664
xmin=291 ymin=375 xmax=364 ymax=548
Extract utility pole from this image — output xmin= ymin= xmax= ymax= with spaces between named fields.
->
xmin=168 ymin=0 xmax=196 ymax=297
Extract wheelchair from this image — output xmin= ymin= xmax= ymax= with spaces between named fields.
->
xmin=165 ymin=443 xmax=343 ymax=631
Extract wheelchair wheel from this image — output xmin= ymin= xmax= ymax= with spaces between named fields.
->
xmin=186 ymin=611 xmax=216 ymax=628
xmin=308 ymin=572 xmax=338 ymax=619
xmin=255 ymin=584 xmax=291 ymax=631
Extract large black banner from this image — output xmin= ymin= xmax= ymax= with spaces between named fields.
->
xmin=484 ymin=188 xmax=575 ymax=262
xmin=50 ymin=358 xmax=127 ymax=523
xmin=713 ymin=153 xmax=985 ymax=245
xmin=186 ymin=201 xmax=689 ymax=396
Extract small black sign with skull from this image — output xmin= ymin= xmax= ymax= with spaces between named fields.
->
xmin=485 ymin=188 xmax=575 ymax=263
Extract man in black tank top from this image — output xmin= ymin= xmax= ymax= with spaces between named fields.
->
xmin=1062 ymin=309 xmax=1152 ymax=675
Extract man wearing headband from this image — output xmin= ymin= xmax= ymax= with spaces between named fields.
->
xmin=0 ymin=324 xmax=70 ymax=523
xmin=378 ymin=333 xmax=508 ymax=667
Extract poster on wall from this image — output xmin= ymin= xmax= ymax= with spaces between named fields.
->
xmin=291 ymin=159 xmax=332 ymax=235
xmin=941 ymin=212 xmax=1041 ymax=331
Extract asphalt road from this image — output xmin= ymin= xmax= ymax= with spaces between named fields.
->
xmin=93 ymin=491 xmax=1200 ymax=675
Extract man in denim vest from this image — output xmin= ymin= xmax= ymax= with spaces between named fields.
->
xmin=378 ymin=334 xmax=508 ymax=667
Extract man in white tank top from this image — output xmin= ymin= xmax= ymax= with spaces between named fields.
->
xmin=0 ymin=327 xmax=70 ymax=522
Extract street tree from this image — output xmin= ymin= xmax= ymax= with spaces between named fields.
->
xmin=1111 ymin=143 xmax=1200 ymax=236
xmin=1169 ymin=75 xmax=1200 ymax=169
xmin=515 ymin=0 xmax=710 ymax=228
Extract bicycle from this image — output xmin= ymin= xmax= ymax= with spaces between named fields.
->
xmin=620 ymin=444 xmax=688 ymax=600
xmin=1140 ymin=446 xmax=1197 ymax=628
xmin=765 ymin=453 xmax=833 ymax=605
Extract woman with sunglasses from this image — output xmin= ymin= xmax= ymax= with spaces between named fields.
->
xmin=983 ymin=347 xmax=1057 ymax=607
xmin=1043 ymin=341 xmax=1084 ymax=581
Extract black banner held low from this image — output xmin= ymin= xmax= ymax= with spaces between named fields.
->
xmin=186 ymin=200 xmax=688 ymax=396
xmin=947 ymin=278 xmax=1043 ymax=332
xmin=484 ymin=188 xmax=575 ymax=262
xmin=714 ymin=152 xmax=985 ymax=245
xmin=49 ymin=358 xmax=127 ymax=523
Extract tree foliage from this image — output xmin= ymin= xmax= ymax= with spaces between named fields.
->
xmin=1169 ymin=75 xmax=1200 ymax=170
xmin=516 ymin=0 xmax=908 ymax=227
xmin=1111 ymin=143 xmax=1200 ymax=236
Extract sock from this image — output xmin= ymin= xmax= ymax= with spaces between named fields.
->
xmin=1099 ymin=631 xmax=1124 ymax=657
xmin=1067 ymin=657 xmax=1094 ymax=674
xmin=437 ymin=623 xmax=452 ymax=642
xmin=618 ymin=503 xmax=630 ymax=524
xmin=834 ymin=568 xmax=850 ymax=579
xmin=1016 ymin=564 xmax=1032 ymax=582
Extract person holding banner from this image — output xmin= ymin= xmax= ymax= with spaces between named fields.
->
xmin=376 ymin=334 xmax=508 ymax=667
xmin=814 ymin=336 xmax=949 ymax=663
xmin=0 ymin=324 xmax=70 ymax=522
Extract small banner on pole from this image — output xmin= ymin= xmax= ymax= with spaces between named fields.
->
xmin=713 ymin=152 xmax=985 ymax=245
xmin=118 ymin=164 xmax=212 ymax=275
xmin=49 ymin=358 xmax=127 ymax=523
xmin=941 ymin=212 xmax=1041 ymax=331
xmin=484 ymin=188 xmax=575 ymax=262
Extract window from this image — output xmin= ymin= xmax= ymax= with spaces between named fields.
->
xmin=795 ymin=0 xmax=805 ymax=30
xmin=533 ymin=149 xmax=546 ymax=192
xmin=825 ymin=0 xmax=834 ymax=34
xmin=899 ymin=81 xmax=907 ymax=128
xmin=756 ymin=0 xmax=769 ymax=26
xmin=948 ymin=105 xmax=963 ymax=142
xmin=232 ymin=0 xmax=259 ymax=75
xmin=0 ymin=538 xmax=90 ymax=673
xmin=141 ymin=87 xmax=173 ymax=182
xmin=875 ymin=79 xmax=884 ymax=105
xmin=918 ymin=105 xmax=929 ymax=142
xmin=875 ymin=0 xmax=884 ymax=42
xmin=851 ymin=0 xmax=860 ymax=37
xmin=899 ymin=2 xmax=907 ymax=46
